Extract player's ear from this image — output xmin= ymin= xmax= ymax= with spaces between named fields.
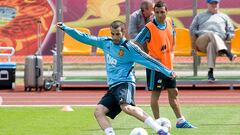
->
xmin=122 ymin=30 xmax=126 ymax=35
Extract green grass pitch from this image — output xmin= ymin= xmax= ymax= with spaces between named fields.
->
xmin=0 ymin=105 xmax=240 ymax=135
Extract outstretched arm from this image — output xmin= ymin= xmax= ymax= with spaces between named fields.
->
xmin=56 ymin=22 xmax=104 ymax=48
xmin=128 ymin=41 xmax=176 ymax=79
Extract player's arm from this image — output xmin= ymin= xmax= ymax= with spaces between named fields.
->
xmin=172 ymin=19 xmax=176 ymax=52
xmin=134 ymin=41 xmax=149 ymax=54
xmin=128 ymin=41 xmax=176 ymax=78
xmin=171 ymin=20 xmax=176 ymax=60
xmin=56 ymin=22 xmax=104 ymax=48
xmin=133 ymin=27 xmax=150 ymax=53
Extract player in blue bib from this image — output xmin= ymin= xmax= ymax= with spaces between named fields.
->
xmin=57 ymin=20 xmax=175 ymax=135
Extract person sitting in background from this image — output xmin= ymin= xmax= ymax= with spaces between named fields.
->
xmin=190 ymin=0 xmax=236 ymax=82
xmin=128 ymin=0 xmax=154 ymax=39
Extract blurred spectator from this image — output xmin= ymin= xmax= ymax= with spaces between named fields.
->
xmin=190 ymin=0 xmax=236 ymax=82
xmin=128 ymin=0 xmax=154 ymax=39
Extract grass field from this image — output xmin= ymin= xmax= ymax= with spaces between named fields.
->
xmin=0 ymin=105 xmax=240 ymax=135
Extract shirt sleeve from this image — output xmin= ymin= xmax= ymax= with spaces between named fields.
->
xmin=225 ymin=15 xmax=235 ymax=40
xmin=133 ymin=26 xmax=150 ymax=45
xmin=128 ymin=14 xmax=139 ymax=39
xmin=189 ymin=15 xmax=199 ymax=36
xmin=172 ymin=19 xmax=176 ymax=37
xmin=62 ymin=23 xmax=105 ymax=49
xmin=128 ymin=41 xmax=173 ymax=78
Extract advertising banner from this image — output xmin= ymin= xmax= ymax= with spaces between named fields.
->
xmin=0 ymin=0 xmax=239 ymax=55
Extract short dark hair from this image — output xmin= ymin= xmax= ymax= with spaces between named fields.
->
xmin=110 ymin=20 xmax=125 ymax=32
xmin=154 ymin=0 xmax=168 ymax=11
xmin=140 ymin=0 xmax=152 ymax=11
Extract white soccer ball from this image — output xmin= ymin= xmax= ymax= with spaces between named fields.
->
xmin=129 ymin=127 xmax=148 ymax=135
xmin=156 ymin=117 xmax=172 ymax=130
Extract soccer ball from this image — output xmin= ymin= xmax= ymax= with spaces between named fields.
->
xmin=156 ymin=117 xmax=172 ymax=130
xmin=129 ymin=127 xmax=148 ymax=135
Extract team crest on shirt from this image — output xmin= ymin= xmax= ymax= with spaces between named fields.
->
xmin=118 ymin=48 xmax=124 ymax=57
xmin=161 ymin=44 xmax=167 ymax=51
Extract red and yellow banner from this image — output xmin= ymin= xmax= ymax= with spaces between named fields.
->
xmin=0 ymin=0 xmax=239 ymax=55
xmin=0 ymin=0 xmax=54 ymax=55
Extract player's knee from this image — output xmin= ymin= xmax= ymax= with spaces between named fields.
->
xmin=174 ymin=88 xmax=179 ymax=96
xmin=94 ymin=105 xmax=106 ymax=118
xmin=120 ymin=104 xmax=132 ymax=114
xmin=151 ymin=95 xmax=160 ymax=102
xmin=151 ymin=91 xmax=160 ymax=101
xmin=168 ymin=88 xmax=178 ymax=97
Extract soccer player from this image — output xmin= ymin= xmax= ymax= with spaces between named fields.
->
xmin=134 ymin=1 xmax=196 ymax=128
xmin=57 ymin=20 xmax=175 ymax=135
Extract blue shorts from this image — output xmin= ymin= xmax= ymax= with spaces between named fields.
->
xmin=146 ymin=68 xmax=176 ymax=91
xmin=98 ymin=82 xmax=136 ymax=119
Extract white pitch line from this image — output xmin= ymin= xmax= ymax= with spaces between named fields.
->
xmin=3 ymin=100 xmax=98 ymax=102
xmin=0 ymin=105 xmax=97 ymax=107
xmin=2 ymin=96 xmax=101 ymax=99
xmin=0 ymin=96 xmax=2 ymax=105
xmin=0 ymin=104 xmax=154 ymax=107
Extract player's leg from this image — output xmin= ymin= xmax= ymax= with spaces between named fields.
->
xmin=120 ymin=103 xmax=148 ymax=121
xmin=113 ymin=83 xmax=169 ymax=134
xmin=120 ymin=103 xmax=169 ymax=134
xmin=94 ymin=104 xmax=110 ymax=129
xmin=95 ymin=91 xmax=121 ymax=135
xmin=167 ymin=87 xmax=184 ymax=119
xmin=146 ymin=68 xmax=163 ymax=119
xmin=164 ymin=77 xmax=182 ymax=118
xmin=163 ymin=77 xmax=196 ymax=128
xmin=151 ymin=90 xmax=161 ymax=119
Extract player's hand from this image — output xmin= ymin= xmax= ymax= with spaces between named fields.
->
xmin=56 ymin=22 xmax=64 ymax=30
xmin=171 ymin=71 xmax=177 ymax=79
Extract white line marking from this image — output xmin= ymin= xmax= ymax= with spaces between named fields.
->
xmin=0 ymin=105 xmax=97 ymax=107
xmin=0 ymin=96 xmax=2 ymax=105
xmin=0 ymin=104 xmax=153 ymax=107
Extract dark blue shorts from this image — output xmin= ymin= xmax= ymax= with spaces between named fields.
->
xmin=98 ymin=82 xmax=136 ymax=119
xmin=146 ymin=68 xmax=176 ymax=91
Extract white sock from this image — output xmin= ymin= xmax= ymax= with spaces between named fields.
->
xmin=177 ymin=116 xmax=186 ymax=123
xmin=104 ymin=127 xmax=115 ymax=135
xmin=144 ymin=117 xmax=162 ymax=132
